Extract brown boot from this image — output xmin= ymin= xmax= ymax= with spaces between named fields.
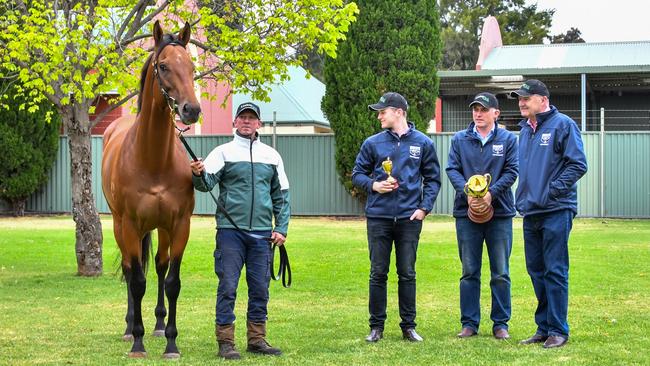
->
xmin=246 ymin=321 xmax=282 ymax=356
xmin=216 ymin=324 xmax=241 ymax=360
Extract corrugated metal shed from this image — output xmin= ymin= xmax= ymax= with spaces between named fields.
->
xmin=232 ymin=66 xmax=329 ymax=128
xmin=482 ymin=41 xmax=650 ymax=71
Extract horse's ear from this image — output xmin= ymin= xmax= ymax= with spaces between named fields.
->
xmin=178 ymin=22 xmax=191 ymax=47
xmin=153 ymin=20 xmax=163 ymax=46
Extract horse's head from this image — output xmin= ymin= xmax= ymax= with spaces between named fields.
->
xmin=152 ymin=20 xmax=201 ymax=124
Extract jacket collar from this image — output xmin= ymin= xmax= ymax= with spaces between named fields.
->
xmin=386 ymin=121 xmax=415 ymax=139
xmin=518 ymin=105 xmax=558 ymax=129
xmin=465 ymin=121 xmax=500 ymax=141
xmin=233 ymin=131 xmax=259 ymax=147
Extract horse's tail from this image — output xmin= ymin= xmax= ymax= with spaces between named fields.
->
xmin=141 ymin=231 xmax=153 ymax=275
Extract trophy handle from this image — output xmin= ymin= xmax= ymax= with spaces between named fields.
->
xmin=484 ymin=173 xmax=492 ymax=186
xmin=463 ymin=182 xmax=470 ymax=195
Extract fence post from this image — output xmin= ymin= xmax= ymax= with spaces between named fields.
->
xmin=272 ymin=111 xmax=277 ymax=149
xmin=600 ymin=107 xmax=605 ymax=217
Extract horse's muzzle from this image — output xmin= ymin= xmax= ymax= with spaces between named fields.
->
xmin=180 ymin=102 xmax=202 ymax=124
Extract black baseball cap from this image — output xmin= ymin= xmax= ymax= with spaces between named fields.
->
xmin=235 ymin=102 xmax=261 ymax=119
xmin=510 ymin=79 xmax=550 ymax=98
xmin=469 ymin=92 xmax=499 ymax=109
xmin=368 ymin=92 xmax=409 ymax=111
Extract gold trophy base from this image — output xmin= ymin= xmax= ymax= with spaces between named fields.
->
xmin=467 ymin=205 xmax=494 ymax=224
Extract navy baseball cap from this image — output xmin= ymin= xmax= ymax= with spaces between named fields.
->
xmin=469 ymin=92 xmax=499 ymax=109
xmin=510 ymin=79 xmax=550 ymax=98
xmin=235 ymin=102 xmax=261 ymax=119
xmin=368 ymin=92 xmax=409 ymax=111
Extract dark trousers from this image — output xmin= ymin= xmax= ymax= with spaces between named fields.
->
xmin=523 ymin=209 xmax=573 ymax=338
xmin=214 ymin=228 xmax=272 ymax=325
xmin=367 ymin=217 xmax=423 ymax=330
xmin=455 ymin=217 xmax=512 ymax=332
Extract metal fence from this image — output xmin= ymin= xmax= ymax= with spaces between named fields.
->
xmin=2 ymin=132 xmax=649 ymax=218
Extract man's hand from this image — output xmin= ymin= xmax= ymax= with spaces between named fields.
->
xmin=468 ymin=196 xmax=489 ymax=213
xmin=372 ymin=180 xmax=396 ymax=194
xmin=271 ymin=232 xmax=286 ymax=246
xmin=190 ymin=158 xmax=204 ymax=176
xmin=410 ymin=209 xmax=426 ymax=221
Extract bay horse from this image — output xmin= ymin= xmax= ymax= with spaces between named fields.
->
xmin=101 ymin=20 xmax=201 ymax=358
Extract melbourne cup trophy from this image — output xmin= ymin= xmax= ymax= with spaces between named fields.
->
xmin=463 ymin=174 xmax=494 ymax=223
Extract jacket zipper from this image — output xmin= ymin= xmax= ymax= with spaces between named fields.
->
xmin=249 ymin=139 xmax=254 ymax=230
xmin=394 ymin=139 xmax=400 ymax=222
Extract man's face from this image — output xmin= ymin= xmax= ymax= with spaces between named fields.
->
xmin=234 ymin=110 xmax=262 ymax=136
xmin=472 ymin=104 xmax=499 ymax=129
xmin=518 ymin=95 xmax=547 ymax=119
xmin=376 ymin=107 xmax=401 ymax=129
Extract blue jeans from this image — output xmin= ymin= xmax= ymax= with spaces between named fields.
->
xmin=214 ymin=229 xmax=272 ymax=325
xmin=367 ymin=217 xmax=423 ymax=330
xmin=523 ymin=209 xmax=573 ymax=338
xmin=455 ymin=217 xmax=512 ymax=332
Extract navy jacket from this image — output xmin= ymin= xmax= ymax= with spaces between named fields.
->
xmin=516 ymin=106 xmax=588 ymax=217
xmin=446 ymin=122 xmax=518 ymax=218
xmin=352 ymin=123 xmax=441 ymax=219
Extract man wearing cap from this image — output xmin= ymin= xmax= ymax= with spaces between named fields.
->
xmin=511 ymin=80 xmax=587 ymax=349
xmin=352 ymin=92 xmax=441 ymax=343
xmin=191 ymin=102 xmax=290 ymax=359
xmin=445 ymin=92 xmax=518 ymax=340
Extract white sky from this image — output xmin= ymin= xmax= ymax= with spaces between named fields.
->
xmin=526 ymin=0 xmax=650 ymax=42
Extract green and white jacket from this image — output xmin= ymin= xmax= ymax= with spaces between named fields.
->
xmin=192 ymin=133 xmax=290 ymax=236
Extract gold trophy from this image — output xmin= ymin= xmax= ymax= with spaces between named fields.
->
xmin=381 ymin=157 xmax=398 ymax=188
xmin=463 ymin=173 xmax=494 ymax=223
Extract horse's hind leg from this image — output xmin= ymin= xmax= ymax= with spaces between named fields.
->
xmin=153 ymin=230 xmax=171 ymax=337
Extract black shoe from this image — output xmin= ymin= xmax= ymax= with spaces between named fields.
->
xmin=520 ymin=334 xmax=548 ymax=345
xmin=402 ymin=328 xmax=423 ymax=342
xmin=365 ymin=328 xmax=383 ymax=343
xmin=543 ymin=335 xmax=568 ymax=349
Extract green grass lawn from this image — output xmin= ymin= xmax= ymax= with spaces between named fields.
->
xmin=1 ymin=215 xmax=649 ymax=365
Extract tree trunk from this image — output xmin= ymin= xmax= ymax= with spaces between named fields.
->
xmin=11 ymin=199 xmax=26 ymax=217
xmin=63 ymin=104 xmax=103 ymax=276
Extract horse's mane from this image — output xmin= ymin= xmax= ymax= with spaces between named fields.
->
xmin=137 ymin=33 xmax=184 ymax=113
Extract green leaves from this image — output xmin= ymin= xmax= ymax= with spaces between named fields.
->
xmin=196 ymin=0 xmax=358 ymax=102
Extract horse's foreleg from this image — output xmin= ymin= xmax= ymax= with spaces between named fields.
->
xmin=153 ymin=230 xmax=171 ymax=337
xmin=162 ymin=223 xmax=190 ymax=359
xmin=126 ymin=257 xmax=147 ymax=357
xmin=122 ymin=265 xmax=134 ymax=341
xmin=162 ymin=257 xmax=182 ymax=358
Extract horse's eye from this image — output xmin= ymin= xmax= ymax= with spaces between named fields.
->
xmin=159 ymin=64 xmax=168 ymax=72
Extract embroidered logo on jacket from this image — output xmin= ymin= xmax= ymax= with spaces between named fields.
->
xmin=492 ymin=144 xmax=504 ymax=156
xmin=409 ymin=145 xmax=421 ymax=159
xmin=540 ymin=133 xmax=552 ymax=146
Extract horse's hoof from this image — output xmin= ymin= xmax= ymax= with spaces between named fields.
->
xmin=128 ymin=351 xmax=147 ymax=358
xmin=122 ymin=334 xmax=134 ymax=342
xmin=152 ymin=330 xmax=165 ymax=337
xmin=163 ymin=352 xmax=181 ymax=359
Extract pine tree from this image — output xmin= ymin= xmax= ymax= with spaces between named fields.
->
xmin=0 ymin=81 xmax=61 ymax=216
xmin=322 ymin=0 xmax=442 ymax=198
